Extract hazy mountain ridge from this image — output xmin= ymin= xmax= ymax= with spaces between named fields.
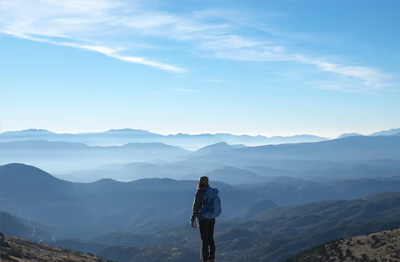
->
xmin=371 ymin=128 xmax=400 ymax=136
xmin=187 ymin=136 xmax=400 ymax=167
xmin=0 ymin=140 xmax=190 ymax=173
xmin=1 ymin=129 xmax=400 ymax=261
xmin=337 ymin=133 xmax=364 ymax=138
xmin=2 ymin=163 xmax=400 ymax=236
xmin=2 ymin=127 xmax=397 ymax=150
xmin=2 ymin=135 xmax=400 ymax=179
xmin=0 ymin=164 xmax=265 ymax=238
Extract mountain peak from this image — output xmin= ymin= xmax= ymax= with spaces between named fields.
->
xmin=0 ymin=129 xmax=54 ymax=135
xmin=194 ymin=142 xmax=233 ymax=155
xmin=0 ymin=163 xmax=68 ymax=185
xmin=105 ymin=128 xmax=152 ymax=134
xmin=337 ymin=133 xmax=364 ymax=139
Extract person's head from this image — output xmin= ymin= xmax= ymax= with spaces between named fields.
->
xmin=197 ymin=176 xmax=209 ymax=190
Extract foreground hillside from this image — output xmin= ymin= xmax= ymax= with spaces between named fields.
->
xmin=285 ymin=228 xmax=400 ymax=262
xmin=0 ymin=232 xmax=113 ymax=262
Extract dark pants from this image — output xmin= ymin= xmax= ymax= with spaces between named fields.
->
xmin=199 ymin=218 xmax=216 ymax=261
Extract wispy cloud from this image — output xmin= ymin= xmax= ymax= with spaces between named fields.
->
xmin=0 ymin=0 xmax=185 ymax=71
xmin=293 ymin=55 xmax=390 ymax=89
xmin=11 ymin=33 xmax=185 ymax=72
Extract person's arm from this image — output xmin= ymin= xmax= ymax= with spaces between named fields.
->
xmin=191 ymin=191 xmax=202 ymax=223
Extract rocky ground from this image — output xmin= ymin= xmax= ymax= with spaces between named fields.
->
xmin=0 ymin=232 xmax=114 ymax=262
xmin=285 ymin=228 xmax=400 ymax=262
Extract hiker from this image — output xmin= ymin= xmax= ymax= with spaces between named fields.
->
xmin=191 ymin=176 xmax=221 ymax=262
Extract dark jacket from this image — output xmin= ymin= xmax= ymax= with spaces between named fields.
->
xmin=191 ymin=186 xmax=209 ymax=222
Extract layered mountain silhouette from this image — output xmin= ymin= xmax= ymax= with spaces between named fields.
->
xmin=0 ymin=164 xmax=267 ymax=238
xmin=0 ymin=128 xmax=326 ymax=149
xmin=188 ymin=136 xmax=400 ymax=164
xmin=2 ymin=163 xmax=400 ymax=261
xmin=2 ymin=163 xmax=400 ymax=238
xmin=1 ymin=127 xmax=398 ymax=150
xmin=2 ymin=135 xmax=400 ymax=179
xmin=0 ymin=140 xmax=190 ymax=173
xmin=1 ymin=127 xmax=400 ymax=261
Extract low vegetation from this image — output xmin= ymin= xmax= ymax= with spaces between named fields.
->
xmin=285 ymin=228 xmax=400 ymax=262
xmin=0 ymin=232 xmax=114 ymax=262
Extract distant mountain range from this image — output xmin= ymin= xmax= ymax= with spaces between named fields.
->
xmin=2 ymin=127 xmax=400 ymax=261
xmin=371 ymin=128 xmax=400 ymax=136
xmin=0 ymin=128 xmax=327 ymax=149
xmin=1 ymin=127 xmax=398 ymax=150
xmin=187 ymin=136 xmax=400 ymax=170
xmin=2 ymin=135 xmax=400 ymax=176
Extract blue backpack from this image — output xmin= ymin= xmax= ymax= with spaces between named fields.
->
xmin=201 ymin=188 xmax=221 ymax=219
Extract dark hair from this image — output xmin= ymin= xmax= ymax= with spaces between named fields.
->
xmin=196 ymin=176 xmax=209 ymax=190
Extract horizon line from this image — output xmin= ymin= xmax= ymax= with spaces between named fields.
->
xmin=1 ymin=127 xmax=398 ymax=139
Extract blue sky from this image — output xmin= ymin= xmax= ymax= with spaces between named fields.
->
xmin=1 ymin=0 xmax=399 ymax=137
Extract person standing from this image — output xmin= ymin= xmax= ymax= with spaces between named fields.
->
xmin=191 ymin=176 xmax=221 ymax=262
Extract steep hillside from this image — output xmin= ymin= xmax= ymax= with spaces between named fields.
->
xmin=285 ymin=228 xmax=400 ymax=262
xmin=0 ymin=212 xmax=50 ymax=242
xmin=0 ymin=232 xmax=113 ymax=262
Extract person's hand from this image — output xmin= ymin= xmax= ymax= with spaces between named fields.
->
xmin=190 ymin=220 xmax=196 ymax=228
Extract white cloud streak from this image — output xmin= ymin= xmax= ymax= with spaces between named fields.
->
xmin=10 ymin=33 xmax=185 ymax=72
xmin=0 ymin=0 xmax=185 ymax=71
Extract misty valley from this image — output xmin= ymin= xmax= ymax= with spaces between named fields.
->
xmin=1 ymin=128 xmax=400 ymax=261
